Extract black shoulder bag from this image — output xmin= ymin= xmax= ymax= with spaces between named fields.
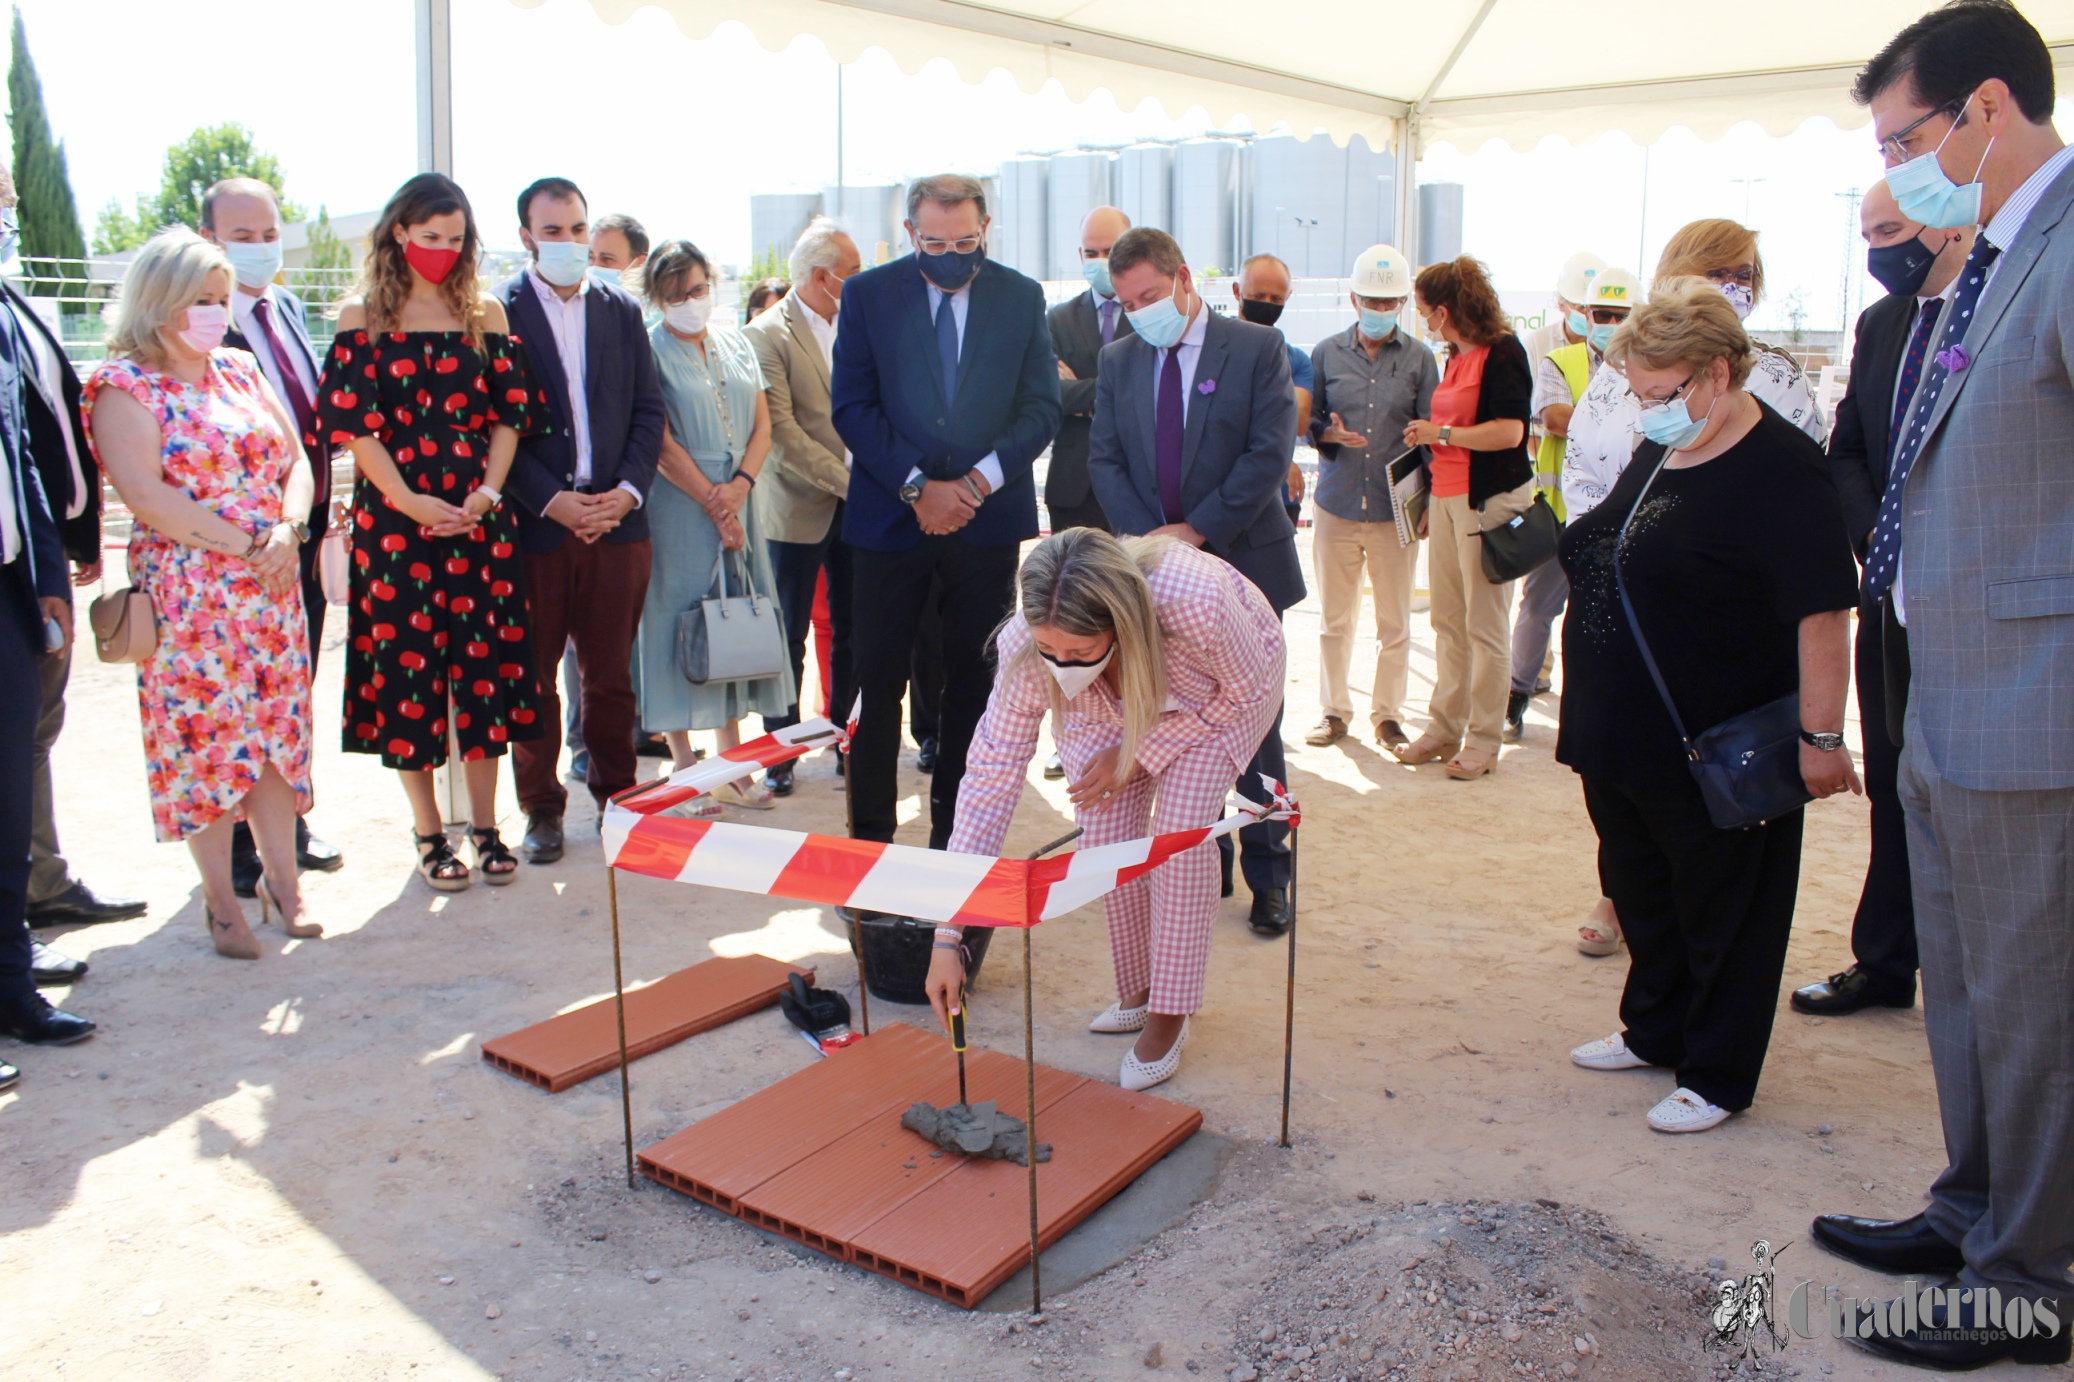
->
xmin=1612 ymin=443 xmax=1811 ymax=831
xmin=1477 ymin=492 xmax=1563 ymax=583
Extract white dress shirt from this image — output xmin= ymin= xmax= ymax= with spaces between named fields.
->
xmin=1148 ymin=299 xmax=1211 ymax=423
xmin=528 ymin=266 xmax=642 ymax=507
xmin=905 ymin=279 xmax=1005 ymax=495
xmin=230 ymin=284 xmax=319 ymax=408
xmin=8 ymin=296 xmax=86 ymax=523
xmin=802 ymin=301 xmax=851 ymax=467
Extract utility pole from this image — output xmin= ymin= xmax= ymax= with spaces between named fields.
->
xmin=1836 ymin=187 xmax=1864 ymax=330
xmin=1636 ymin=143 xmax=1650 ymax=272
xmin=835 ymin=62 xmax=844 ymax=225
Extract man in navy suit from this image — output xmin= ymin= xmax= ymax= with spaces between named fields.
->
xmin=204 ymin=177 xmax=345 ymax=894
xmin=497 ymin=178 xmax=665 ymax=863
xmin=0 ymin=159 xmax=95 ymax=1068
xmin=1089 ymin=227 xmax=1304 ymax=934
xmin=831 ymin=173 xmax=1061 ymax=848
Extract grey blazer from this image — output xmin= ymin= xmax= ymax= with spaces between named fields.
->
xmin=1087 ymin=308 xmax=1304 ymax=611
xmin=1046 ymin=287 xmax=1134 ymax=509
xmin=743 ymin=291 xmax=850 ymax=545
xmin=1900 ymin=156 xmax=2074 ymax=791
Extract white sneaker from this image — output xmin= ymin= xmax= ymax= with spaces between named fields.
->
xmin=1569 ymin=1032 xmax=1653 ymax=1071
xmin=1088 ymin=1001 xmax=1149 ymax=1034
xmin=1646 ymin=1087 xmax=1732 ymax=1134
xmin=1120 ymin=1019 xmax=1189 ymax=1092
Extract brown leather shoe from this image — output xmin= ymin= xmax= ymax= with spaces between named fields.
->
xmin=1374 ymin=719 xmax=1410 ymax=749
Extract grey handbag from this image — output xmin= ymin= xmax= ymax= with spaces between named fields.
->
xmin=677 ymin=545 xmax=788 ymax=686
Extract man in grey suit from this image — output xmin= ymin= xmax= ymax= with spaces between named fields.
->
xmin=1089 ymin=227 xmax=1303 ymax=936
xmin=746 ymin=217 xmax=862 ymax=795
xmin=1809 ymin=3 xmax=2074 ymax=1368
xmin=1047 ymin=204 xmax=1133 ymax=535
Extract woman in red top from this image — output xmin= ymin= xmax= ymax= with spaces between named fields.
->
xmin=1396 ymin=257 xmax=1536 ymax=780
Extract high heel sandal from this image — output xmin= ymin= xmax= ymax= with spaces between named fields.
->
xmin=470 ymin=827 xmax=518 ymax=886
xmin=205 ymin=904 xmax=261 ymax=960
xmin=415 ymin=830 xmax=472 ymax=892
xmin=258 ymin=879 xmax=322 ymax=938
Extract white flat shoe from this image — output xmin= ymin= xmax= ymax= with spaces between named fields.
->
xmin=1570 ymin=1032 xmax=1653 ymax=1071
xmin=1089 ymin=1001 xmax=1149 ymax=1034
xmin=1120 ymin=1019 xmax=1189 ymax=1092
xmin=1646 ymin=1087 xmax=1732 ymax=1134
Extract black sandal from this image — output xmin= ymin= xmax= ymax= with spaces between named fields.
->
xmin=415 ymin=831 xmax=472 ymax=892
xmin=470 ymin=827 xmax=518 ymax=885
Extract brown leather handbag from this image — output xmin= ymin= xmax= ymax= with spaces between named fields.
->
xmin=87 ymin=586 xmax=157 ymax=664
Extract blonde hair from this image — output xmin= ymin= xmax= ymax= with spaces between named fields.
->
xmin=355 ymin=172 xmax=488 ymax=350
xmin=1605 ymin=276 xmax=1757 ymax=390
xmin=1655 ymin=218 xmax=1766 ymax=304
xmin=103 ymin=227 xmax=234 ymax=367
xmin=1005 ymin=529 xmax=1174 ymax=775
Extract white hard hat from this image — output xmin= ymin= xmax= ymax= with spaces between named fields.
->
xmin=1556 ymin=252 xmax=1606 ymax=306
xmin=1585 ymin=267 xmax=1643 ymax=311
xmin=1349 ymin=243 xmax=1411 ymax=299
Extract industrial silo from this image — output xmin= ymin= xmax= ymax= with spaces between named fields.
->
xmin=1173 ymin=138 xmax=1242 ymax=277
xmin=1046 ymin=150 xmax=1116 ymax=280
xmin=748 ymin=193 xmax=824 ymax=270
xmin=1117 ymin=143 xmax=1173 ymax=235
xmin=992 ymin=157 xmax=1050 ymax=281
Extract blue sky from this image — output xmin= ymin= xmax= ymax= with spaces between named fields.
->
xmin=17 ymin=0 xmax=2067 ymax=334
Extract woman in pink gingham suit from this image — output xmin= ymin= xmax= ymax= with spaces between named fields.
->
xmin=930 ymin=529 xmax=1285 ymax=1092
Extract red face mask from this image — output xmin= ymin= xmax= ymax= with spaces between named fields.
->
xmin=404 ymin=240 xmax=462 ymax=285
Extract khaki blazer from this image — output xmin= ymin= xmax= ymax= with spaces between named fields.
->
xmin=744 ymin=291 xmax=850 ymax=544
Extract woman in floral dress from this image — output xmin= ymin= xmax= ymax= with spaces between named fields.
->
xmin=85 ymin=228 xmax=320 ymax=959
xmin=314 ymin=173 xmax=550 ymax=891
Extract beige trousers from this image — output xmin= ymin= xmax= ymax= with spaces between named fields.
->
xmin=1312 ymin=508 xmax=1421 ymax=727
xmin=1425 ymin=482 xmax=1535 ymax=753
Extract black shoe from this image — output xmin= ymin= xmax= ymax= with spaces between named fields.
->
xmin=635 ymin=732 xmax=671 ymax=758
xmin=1792 ymin=964 xmax=1916 ymax=1015
xmin=231 ymin=845 xmax=262 ymax=898
xmin=24 ymin=882 xmax=149 ymax=928
xmin=916 ymin=737 xmax=938 ymax=774
xmin=1848 ymin=1278 xmax=2072 ymax=1370
xmin=1248 ymin=889 xmax=1290 ymax=937
xmin=296 ymin=819 xmax=344 ymax=874
xmin=0 ymin=997 xmax=96 ymax=1045
xmin=1811 ymin=1211 xmax=1965 ymax=1277
xmin=834 ymin=752 xmax=845 ymax=780
xmin=1043 ymin=752 xmax=1065 ymax=780
xmin=1220 ymin=857 xmax=1234 ymax=899
xmin=0 ymin=1061 xmax=16 ymax=1091
xmin=1503 ymin=689 xmax=1529 ymax=743
xmin=767 ymin=760 xmax=795 ymax=796
xmin=30 ymin=942 xmax=86 ymax=985
xmin=522 ymin=812 xmax=565 ymax=864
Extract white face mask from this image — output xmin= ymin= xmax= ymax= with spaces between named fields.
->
xmin=663 ymin=295 xmax=714 ymax=334
xmin=532 ymin=238 xmax=589 ymax=287
xmin=1041 ymin=644 xmax=1114 ymax=699
xmin=221 ymin=239 xmax=284 ymax=290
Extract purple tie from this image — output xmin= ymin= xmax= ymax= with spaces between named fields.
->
xmin=1884 ymin=296 xmax=1941 ymax=484
xmin=1155 ymin=346 xmax=1185 ymax=524
xmin=1099 ymin=297 xmax=1117 ymax=346
xmin=252 ymin=296 xmax=326 ymax=499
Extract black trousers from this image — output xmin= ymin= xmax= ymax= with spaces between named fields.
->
xmin=1582 ymin=773 xmax=1804 ymax=1112
xmin=1045 ymin=494 xmax=1110 ymax=535
xmin=1850 ymin=606 xmax=1917 ymax=990
xmin=1216 ymin=701 xmax=1291 ymax=893
xmin=234 ymin=542 xmax=327 ymax=865
xmin=849 ymin=538 xmax=1016 ymax=846
xmin=0 ymin=569 xmax=44 ymax=1007
xmin=909 ymin=579 xmax=945 ymax=744
xmin=764 ymin=510 xmax=855 ymax=733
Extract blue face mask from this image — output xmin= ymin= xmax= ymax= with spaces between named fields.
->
xmin=1567 ymin=310 xmax=1589 ymax=339
xmin=1127 ymin=287 xmax=1191 ymax=349
xmin=533 ymin=238 xmax=589 ymax=287
xmin=1082 ymin=256 xmax=1113 ymax=297
xmin=222 ymin=239 xmax=284 ymax=290
xmin=1588 ymin=321 xmax=1618 ymax=354
xmin=917 ymin=244 xmax=984 ymax=291
xmin=1888 ymin=99 xmax=1994 ymax=230
xmin=1357 ymin=307 xmax=1397 ymax=340
xmin=590 ymin=265 xmax=623 ymax=288
xmin=1637 ymin=379 xmax=1718 ymax=451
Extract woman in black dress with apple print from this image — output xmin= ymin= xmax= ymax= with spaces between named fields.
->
xmin=314 ymin=173 xmax=551 ymax=891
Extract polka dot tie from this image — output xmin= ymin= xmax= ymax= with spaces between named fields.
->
xmin=1862 ymin=237 xmax=2001 ymax=605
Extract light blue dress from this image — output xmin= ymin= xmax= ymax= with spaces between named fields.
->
xmin=635 ymin=321 xmax=797 ymax=731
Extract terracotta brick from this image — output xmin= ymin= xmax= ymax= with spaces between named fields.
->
xmin=482 ymin=954 xmax=808 ymax=1093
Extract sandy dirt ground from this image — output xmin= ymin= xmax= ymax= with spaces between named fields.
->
xmin=0 ymin=538 xmax=2015 ymax=1382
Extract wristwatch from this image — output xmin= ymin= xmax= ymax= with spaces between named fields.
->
xmin=898 ymin=478 xmax=925 ymax=505
xmin=1799 ymin=728 xmax=1845 ymax=752
xmin=283 ymin=519 xmax=311 ymax=545
xmin=1439 ymin=425 xmax=1453 ymax=444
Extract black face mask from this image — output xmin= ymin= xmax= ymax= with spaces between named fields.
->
xmin=917 ymin=244 xmax=985 ymax=291
xmin=1238 ymin=297 xmax=1285 ymax=327
xmin=1867 ymin=234 xmax=1940 ymax=297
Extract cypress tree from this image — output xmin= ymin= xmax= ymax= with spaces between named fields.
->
xmin=7 ymin=6 xmax=87 ymax=302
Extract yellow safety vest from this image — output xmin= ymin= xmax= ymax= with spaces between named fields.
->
xmin=1533 ymin=342 xmax=1594 ymax=522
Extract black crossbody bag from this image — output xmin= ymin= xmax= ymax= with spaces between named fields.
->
xmin=1612 ymin=442 xmax=1811 ymax=831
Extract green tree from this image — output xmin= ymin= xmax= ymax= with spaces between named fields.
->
xmin=744 ymin=244 xmax=787 ymax=284
xmin=92 ymin=194 xmax=159 ymax=254
xmin=153 ymin=122 xmax=303 ymax=232
xmin=6 ymin=7 xmax=88 ymax=301
xmin=303 ymin=204 xmax=349 ymax=272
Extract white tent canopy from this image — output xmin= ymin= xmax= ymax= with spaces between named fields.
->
xmin=426 ymin=0 xmax=2074 ymax=261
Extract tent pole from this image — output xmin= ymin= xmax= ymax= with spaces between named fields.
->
xmin=608 ymin=865 xmax=636 ymax=1190
xmin=412 ymin=0 xmax=453 ymax=176
xmin=1279 ymin=825 xmax=1299 ymax=1148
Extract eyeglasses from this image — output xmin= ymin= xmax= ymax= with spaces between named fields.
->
xmin=1632 ymin=372 xmax=1698 ymax=408
xmin=916 ymin=236 xmax=983 ymax=256
xmin=1878 ymin=102 xmax=1962 ymax=164
xmin=669 ymin=283 xmax=714 ymax=302
xmin=1587 ymin=308 xmax=1628 ymax=325
xmin=1703 ymin=265 xmax=1756 ymax=288
xmin=1356 ymin=295 xmax=1405 ymax=312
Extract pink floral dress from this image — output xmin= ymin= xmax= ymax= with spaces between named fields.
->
xmin=82 ymin=350 xmax=314 ymax=841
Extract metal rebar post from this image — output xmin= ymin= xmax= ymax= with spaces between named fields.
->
xmin=1280 ymin=825 xmax=1299 ymax=1149
xmin=608 ymin=865 xmax=636 ymax=1189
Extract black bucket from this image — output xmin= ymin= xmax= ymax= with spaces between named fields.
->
xmin=842 ymin=910 xmax=994 ymax=1006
